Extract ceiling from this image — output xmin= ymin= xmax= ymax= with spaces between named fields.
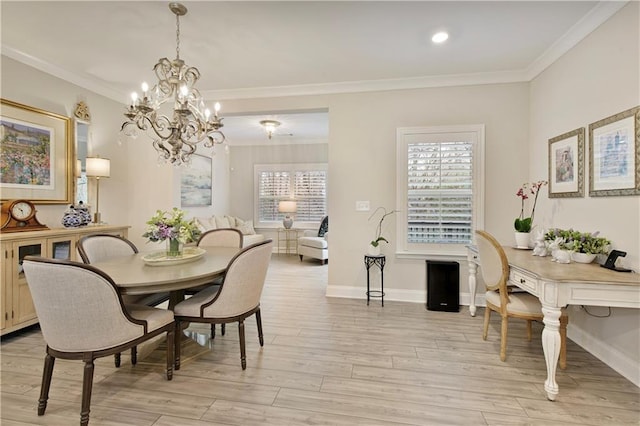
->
xmin=0 ymin=1 xmax=624 ymax=144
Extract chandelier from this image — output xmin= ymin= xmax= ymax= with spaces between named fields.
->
xmin=121 ymin=2 xmax=225 ymax=165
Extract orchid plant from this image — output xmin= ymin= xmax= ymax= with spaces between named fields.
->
xmin=515 ymin=180 xmax=547 ymax=233
xmin=369 ymin=207 xmax=398 ymax=247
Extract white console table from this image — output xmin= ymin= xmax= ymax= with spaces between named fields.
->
xmin=466 ymin=245 xmax=640 ymax=401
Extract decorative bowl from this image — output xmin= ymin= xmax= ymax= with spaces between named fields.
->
xmin=571 ymin=252 xmax=596 ymax=264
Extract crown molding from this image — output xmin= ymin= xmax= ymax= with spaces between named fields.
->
xmin=2 ymin=1 xmax=626 ymax=102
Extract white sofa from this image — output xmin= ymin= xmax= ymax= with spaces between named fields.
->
xmin=194 ymin=215 xmax=264 ymax=247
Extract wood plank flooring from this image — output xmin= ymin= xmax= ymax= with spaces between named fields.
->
xmin=2 ymin=254 xmax=639 ymax=425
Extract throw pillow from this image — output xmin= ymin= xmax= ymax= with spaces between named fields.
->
xmin=195 ymin=217 xmax=217 ymax=232
xmin=318 ymin=216 xmax=328 ymax=237
xmin=235 ymin=218 xmax=256 ymax=235
xmin=215 ymin=215 xmax=231 ymax=229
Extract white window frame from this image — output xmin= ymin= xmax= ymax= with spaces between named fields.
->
xmin=396 ymin=125 xmax=485 ymax=258
xmin=254 ymin=163 xmax=328 ymax=229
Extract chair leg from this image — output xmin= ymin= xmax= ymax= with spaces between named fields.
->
xmin=482 ymin=306 xmax=491 ymax=340
xmin=526 ymin=320 xmax=532 ymax=341
xmin=500 ymin=316 xmax=508 ymax=362
xmin=559 ymin=315 xmax=568 ymax=370
xmin=175 ymin=320 xmax=182 ymax=371
xmin=131 ymin=346 xmax=137 ymax=365
xmin=299 ymin=255 xmax=303 ymax=262
xmin=80 ymin=357 xmax=95 ymax=426
xmin=238 ymin=320 xmax=247 ymax=370
xmin=222 ymin=323 xmax=225 ymax=335
xmin=114 ymin=352 xmax=121 ymax=367
xmin=38 ymin=353 xmax=55 ymax=416
xmin=166 ymin=327 xmax=174 ymax=381
xmin=256 ymin=308 xmax=264 ymax=346
xmin=211 ymin=324 xmax=216 ymax=339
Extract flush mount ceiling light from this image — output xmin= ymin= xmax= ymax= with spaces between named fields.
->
xmin=432 ymin=31 xmax=449 ymax=44
xmin=259 ymin=120 xmax=281 ymax=139
xmin=121 ymin=2 xmax=225 ymax=166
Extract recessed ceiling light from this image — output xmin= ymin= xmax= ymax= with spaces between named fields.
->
xmin=432 ymin=31 xmax=449 ymax=44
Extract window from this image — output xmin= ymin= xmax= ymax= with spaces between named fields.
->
xmin=396 ymin=125 xmax=484 ymax=256
xmin=255 ymin=163 xmax=328 ymax=228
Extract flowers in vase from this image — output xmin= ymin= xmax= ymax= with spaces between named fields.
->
xmin=514 ymin=180 xmax=547 ymax=233
xmin=142 ymin=207 xmax=201 ymax=244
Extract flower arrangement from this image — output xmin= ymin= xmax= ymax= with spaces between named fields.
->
xmin=544 ymin=228 xmax=610 ymax=255
xmin=369 ymin=207 xmax=398 ymax=247
xmin=515 ymin=180 xmax=548 ymax=233
xmin=142 ymin=208 xmax=201 ymax=245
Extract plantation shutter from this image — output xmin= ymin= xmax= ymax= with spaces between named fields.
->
xmin=407 ymin=141 xmax=473 ymax=244
xmin=294 ymin=170 xmax=327 ymax=222
xmin=258 ymin=171 xmax=291 ymax=221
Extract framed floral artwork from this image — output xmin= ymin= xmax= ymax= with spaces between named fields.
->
xmin=548 ymin=127 xmax=584 ymax=198
xmin=1 ymin=99 xmax=73 ymax=204
xmin=589 ymin=106 xmax=640 ymax=197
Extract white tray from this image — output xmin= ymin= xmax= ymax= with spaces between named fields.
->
xmin=142 ymin=247 xmax=206 ymax=266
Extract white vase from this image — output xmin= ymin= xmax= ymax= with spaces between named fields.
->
xmin=514 ymin=232 xmax=531 ymax=249
xmin=367 ymin=244 xmax=380 ymax=256
xmin=571 ymin=252 xmax=596 ymax=263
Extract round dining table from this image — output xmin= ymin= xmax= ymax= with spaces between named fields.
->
xmin=89 ymin=246 xmax=240 ymax=307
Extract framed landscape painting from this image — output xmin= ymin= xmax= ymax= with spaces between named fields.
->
xmin=0 ymin=99 xmax=73 ymax=203
xmin=548 ymin=127 xmax=584 ymax=198
xmin=181 ymin=154 xmax=212 ymax=207
xmin=589 ymin=106 xmax=640 ymax=197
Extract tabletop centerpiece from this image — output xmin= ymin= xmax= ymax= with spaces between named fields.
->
xmin=143 ymin=208 xmax=201 ymax=257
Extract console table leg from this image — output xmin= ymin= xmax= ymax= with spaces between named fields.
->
xmin=541 ymin=305 xmax=562 ymax=401
xmin=468 ymin=260 xmax=477 ymax=317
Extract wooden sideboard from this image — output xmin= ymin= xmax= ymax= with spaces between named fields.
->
xmin=0 ymin=225 xmax=130 ymax=336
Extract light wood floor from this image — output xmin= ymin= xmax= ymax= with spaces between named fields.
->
xmin=1 ymin=255 xmax=639 ymax=425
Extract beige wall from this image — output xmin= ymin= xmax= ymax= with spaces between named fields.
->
xmin=529 ymin=2 xmax=639 ymax=384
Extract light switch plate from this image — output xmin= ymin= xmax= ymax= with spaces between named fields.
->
xmin=356 ymin=201 xmax=370 ymax=211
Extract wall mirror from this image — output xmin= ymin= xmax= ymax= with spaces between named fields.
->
xmin=74 ymin=119 xmax=89 ymax=204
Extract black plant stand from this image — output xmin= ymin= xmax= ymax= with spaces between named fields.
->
xmin=364 ymin=254 xmax=386 ymax=306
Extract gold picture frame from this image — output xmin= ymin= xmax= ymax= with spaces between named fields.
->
xmin=589 ymin=106 xmax=640 ymax=197
xmin=1 ymin=99 xmax=73 ymax=204
xmin=548 ymin=127 xmax=584 ymax=198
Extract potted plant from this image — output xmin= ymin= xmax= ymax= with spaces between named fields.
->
xmin=514 ymin=180 xmax=547 ymax=248
xmin=544 ymin=228 xmax=610 ymax=263
xmin=368 ymin=207 xmax=398 ymax=255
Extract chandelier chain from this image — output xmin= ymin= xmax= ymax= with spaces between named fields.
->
xmin=175 ymin=12 xmax=180 ymax=60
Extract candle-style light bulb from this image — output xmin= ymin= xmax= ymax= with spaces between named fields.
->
xmin=130 ymin=92 xmax=138 ymax=107
xmin=214 ymin=102 xmax=221 ymax=117
xmin=205 ymin=108 xmax=211 ymax=120
xmin=141 ymin=82 xmax=149 ymax=92
xmin=180 ymin=85 xmax=189 ymax=97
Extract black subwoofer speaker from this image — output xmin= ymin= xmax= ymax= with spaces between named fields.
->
xmin=426 ymin=260 xmax=460 ymax=312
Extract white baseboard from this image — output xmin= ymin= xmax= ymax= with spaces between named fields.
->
xmin=325 ymin=285 xmax=485 ymax=307
xmin=568 ymin=325 xmax=640 ymax=387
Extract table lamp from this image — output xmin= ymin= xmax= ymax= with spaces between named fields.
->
xmin=278 ymin=200 xmax=297 ymax=229
xmin=86 ymin=156 xmax=110 ymax=224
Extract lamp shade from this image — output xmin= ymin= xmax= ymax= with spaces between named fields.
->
xmin=85 ymin=157 xmax=110 ymax=178
xmin=278 ymin=200 xmax=297 ymax=213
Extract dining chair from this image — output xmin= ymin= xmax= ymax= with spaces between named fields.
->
xmin=22 ymin=256 xmax=175 ymax=426
xmin=187 ymin=228 xmax=244 ymax=338
xmin=77 ymin=233 xmax=170 ymax=366
xmin=475 ymin=230 xmax=568 ymax=368
xmin=174 ymin=239 xmax=273 ymax=370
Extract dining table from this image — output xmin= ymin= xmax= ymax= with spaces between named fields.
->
xmin=89 ymin=246 xmax=241 ymax=308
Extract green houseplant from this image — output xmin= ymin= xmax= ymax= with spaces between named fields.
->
xmin=143 ymin=207 xmax=201 ymax=257
xmin=514 ymin=180 xmax=547 ymax=233
xmin=368 ymin=207 xmax=398 ymax=254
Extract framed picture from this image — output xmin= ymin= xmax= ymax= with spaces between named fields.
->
xmin=548 ymin=127 xmax=584 ymax=198
xmin=181 ymin=154 xmax=212 ymax=207
xmin=1 ymin=99 xmax=73 ymax=204
xmin=589 ymin=106 xmax=640 ymax=197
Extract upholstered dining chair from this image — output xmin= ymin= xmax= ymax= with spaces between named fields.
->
xmin=77 ymin=233 xmax=170 ymax=366
xmin=187 ymin=228 xmax=244 ymax=338
xmin=22 ymin=256 xmax=175 ymax=426
xmin=174 ymin=239 xmax=273 ymax=370
xmin=475 ymin=230 xmax=568 ymax=367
